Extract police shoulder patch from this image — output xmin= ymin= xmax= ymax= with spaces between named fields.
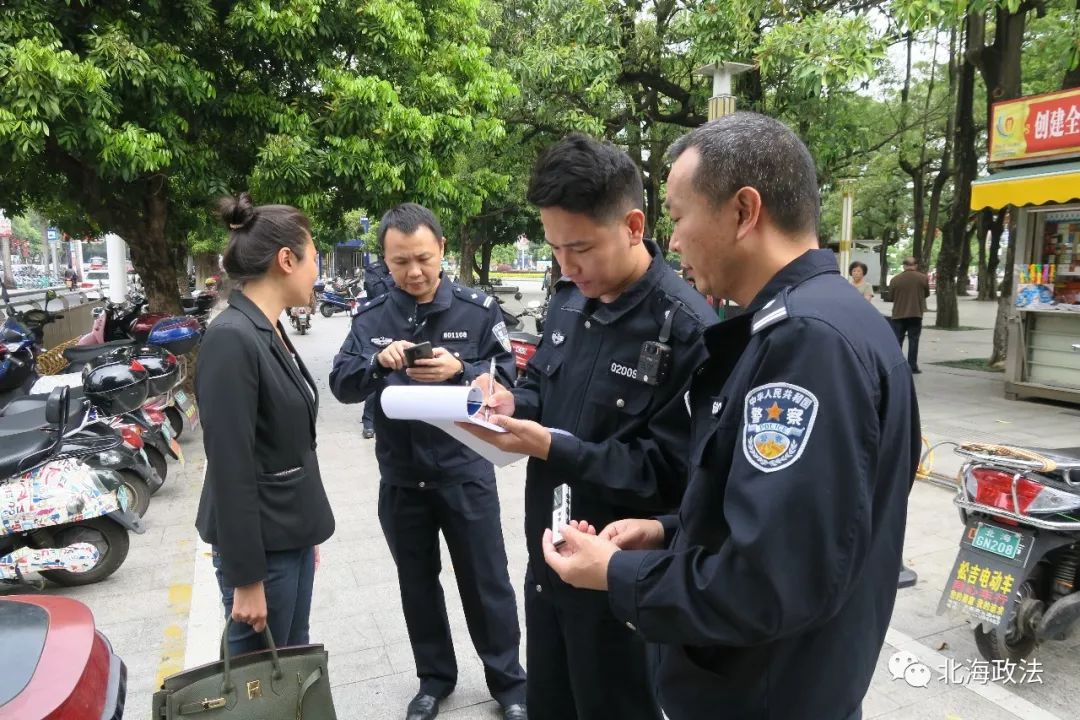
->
xmin=492 ymin=321 xmax=511 ymax=352
xmin=456 ymin=285 xmax=491 ymax=309
xmin=742 ymin=382 xmax=819 ymax=473
xmin=354 ymin=293 xmax=388 ymax=314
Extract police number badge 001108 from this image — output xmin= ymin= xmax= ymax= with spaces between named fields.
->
xmin=742 ymin=382 xmax=819 ymax=473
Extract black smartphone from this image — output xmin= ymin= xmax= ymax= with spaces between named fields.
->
xmin=404 ymin=341 xmax=434 ymax=367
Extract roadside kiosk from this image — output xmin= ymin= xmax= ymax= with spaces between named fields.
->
xmin=971 ymin=88 xmax=1080 ymax=403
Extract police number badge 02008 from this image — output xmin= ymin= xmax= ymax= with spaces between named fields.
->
xmin=742 ymin=382 xmax=819 ymax=473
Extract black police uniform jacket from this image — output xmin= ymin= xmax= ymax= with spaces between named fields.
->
xmin=512 ymin=240 xmax=715 ymax=590
xmin=363 ymin=259 xmax=394 ymax=298
xmin=329 ymin=277 xmax=516 ymax=485
xmin=606 ymin=250 xmax=920 ymax=720
xmin=195 ymin=292 xmax=335 ymax=589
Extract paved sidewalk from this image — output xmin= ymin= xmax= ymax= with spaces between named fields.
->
xmin=11 ymin=291 xmax=1079 ymax=719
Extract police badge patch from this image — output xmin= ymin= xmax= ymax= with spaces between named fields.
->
xmin=492 ymin=322 xmax=511 ymax=352
xmin=742 ymin=382 xmax=819 ymax=473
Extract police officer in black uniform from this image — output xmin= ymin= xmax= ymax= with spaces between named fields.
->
xmin=329 ymin=204 xmax=527 ymax=720
xmin=467 ymin=135 xmax=714 ymax=720
xmin=542 ymin=114 xmax=920 ymax=720
xmin=360 ymin=256 xmax=395 ymax=438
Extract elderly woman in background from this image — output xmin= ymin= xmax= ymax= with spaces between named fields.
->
xmin=849 ymin=261 xmax=874 ymax=302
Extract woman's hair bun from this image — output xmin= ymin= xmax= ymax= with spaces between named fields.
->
xmin=218 ymin=192 xmax=257 ymax=232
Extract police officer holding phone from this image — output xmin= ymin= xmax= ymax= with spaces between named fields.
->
xmin=329 ymin=204 xmax=527 ymax=720
xmin=466 ymin=135 xmax=714 ymax=720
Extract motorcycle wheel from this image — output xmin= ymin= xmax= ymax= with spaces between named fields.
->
xmin=973 ymin=579 xmax=1040 ymax=662
xmin=118 ymin=470 xmax=151 ymax=517
xmin=39 ymin=517 xmax=131 ymax=586
xmin=145 ymin=445 xmax=169 ymax=482
xmin=165 ymin=405 xmax=184 ymax=439
xmin=320 ymin=303 xmax=335 ymax=318
xmin=300 ymin=325 xmax=307 ymax=335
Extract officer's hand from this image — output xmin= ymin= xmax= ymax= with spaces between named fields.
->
xmin=459 ymin=415 xmax=551 ymax=460
xmin=406 ymin=347 xmax=464 ymax=383
xmin=376 ymin=340 xmax=415 ymax=370
xmin=472 ymin=374 xmax=515 ymax=416
xmin=542 ymin=525 xmax=618 ymax=591
xmin=598 ymin=518 xmax=665 ymax=551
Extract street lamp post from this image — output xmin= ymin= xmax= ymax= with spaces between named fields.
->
xmin=693 ymin=62 xmax=753 ymax=121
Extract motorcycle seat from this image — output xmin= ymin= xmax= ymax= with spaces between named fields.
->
xmin=0 ymin=429 xmax=54 ymax=477
xmin=0 ymin=401 xmax=86 ymax=435
xmin=62 ymin=339 xmax=135 ymax=365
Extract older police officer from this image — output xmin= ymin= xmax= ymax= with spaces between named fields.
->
xmin=541 ymin=114 xmax=920 ymax=720
xmin=330 ymin=204 xmax=526 ymax=720
xmin=468 ymin=135 xmax=714 ymax=719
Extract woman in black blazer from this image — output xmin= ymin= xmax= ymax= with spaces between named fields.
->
xmin=195 ymin=193 xmax=335 ymax=655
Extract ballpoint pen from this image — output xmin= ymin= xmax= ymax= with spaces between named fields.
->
xmin=487 ymin=356 xmax=496 ymax=421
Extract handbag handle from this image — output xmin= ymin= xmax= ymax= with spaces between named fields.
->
xmin=220 ymin=619 xmax=283 ymax=694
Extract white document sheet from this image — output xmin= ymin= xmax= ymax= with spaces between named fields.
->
xmin=380 ymin=386 xmax=526 ymax=467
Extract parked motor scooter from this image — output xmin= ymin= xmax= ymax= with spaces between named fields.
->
xmin=0 ymin=387 xmax=144 ymax=588
xmin=318 ymin=279 xmax=362 ymax=317
xmin=936 ymin=440 xmax=1080 ymax=661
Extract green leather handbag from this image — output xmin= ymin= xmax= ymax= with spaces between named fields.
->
xmin=152 ymin=622 xmax=337 ymax=719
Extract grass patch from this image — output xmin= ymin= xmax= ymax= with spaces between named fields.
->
xmin=490 ymin=271 xmax=544 ymax=279
xmin=933 ymin=358 xmax=1004 ymax=373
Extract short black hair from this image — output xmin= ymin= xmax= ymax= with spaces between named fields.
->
xmin=218 ymin=192 xmax=311 ymax=283
xmin=526 ymin=133 xmax=643 ymax=223
xmin=849 ymin=261 xmax=868 ymax=275
xmin=667 ymin=112 xmax=820 ymax=236
xmin=377 ymin=203 xmax=444 ymax=252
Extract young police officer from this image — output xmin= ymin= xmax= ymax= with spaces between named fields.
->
xmin=467 ymin=135 xmax=714 ymax=719
xmin=329 ymin=204 xmax=527 ymax=720
xmin=542 ymin=114 xmax=920 ymax=720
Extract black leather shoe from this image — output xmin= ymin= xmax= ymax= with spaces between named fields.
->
xmin=911 ymin=366 xmax=922 ymax=374
xmin=363 ymin=428 xmax=375 ymax=439
xmin=502 ymin=704 xmax=527 ymax=720
xmin=406 ymin=693 xmax=439 ymax=720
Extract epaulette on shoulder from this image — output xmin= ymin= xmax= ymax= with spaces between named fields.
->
xmin=453 ymin=284 xmax=496 ymax=309
xmin=354 ymin=293 xmax=389 ymax=314
xmin=750 ymin=292 xmax=790 ymax=335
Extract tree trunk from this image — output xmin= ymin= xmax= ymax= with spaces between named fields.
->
xmin=1 ymin=236 xmax=14 ymax=288
xmin=458 ymin=226 xmax=476 ymax=287
xmin=985 ymin=208 xmax=1006 ymax=300
xmin=976 ymin=208 xmax=991 ymax=299
xmin=126 ymin=187 xmax=182 ymax=315
xmin=479 ymin=241 xmax=493 ymax=284
xmin=937 ymin=14 xmax=980 ymax=329
xmin=990 ymin=210 xmax=1018 ymax=367
xmin=957 ymin=225 xmax=973 ymax=296
xmin=878 ymin=228 xmax=892 ymax=294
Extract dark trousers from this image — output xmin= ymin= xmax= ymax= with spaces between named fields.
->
xmin=892 ymin=317 xmax=923 ymax=370
xmin=213 ymin=546 xmax=315 ymax=657
xmin=362 ymin=400 xmax=375 ymax=431
xmin=525 ymin=570 xmax=662 ymax=720
xmin=378 ymin=476 xmax=526 ymax=707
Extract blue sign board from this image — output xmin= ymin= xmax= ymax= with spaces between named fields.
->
xmin=46 ymin=227 xmax=59 ymax=241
